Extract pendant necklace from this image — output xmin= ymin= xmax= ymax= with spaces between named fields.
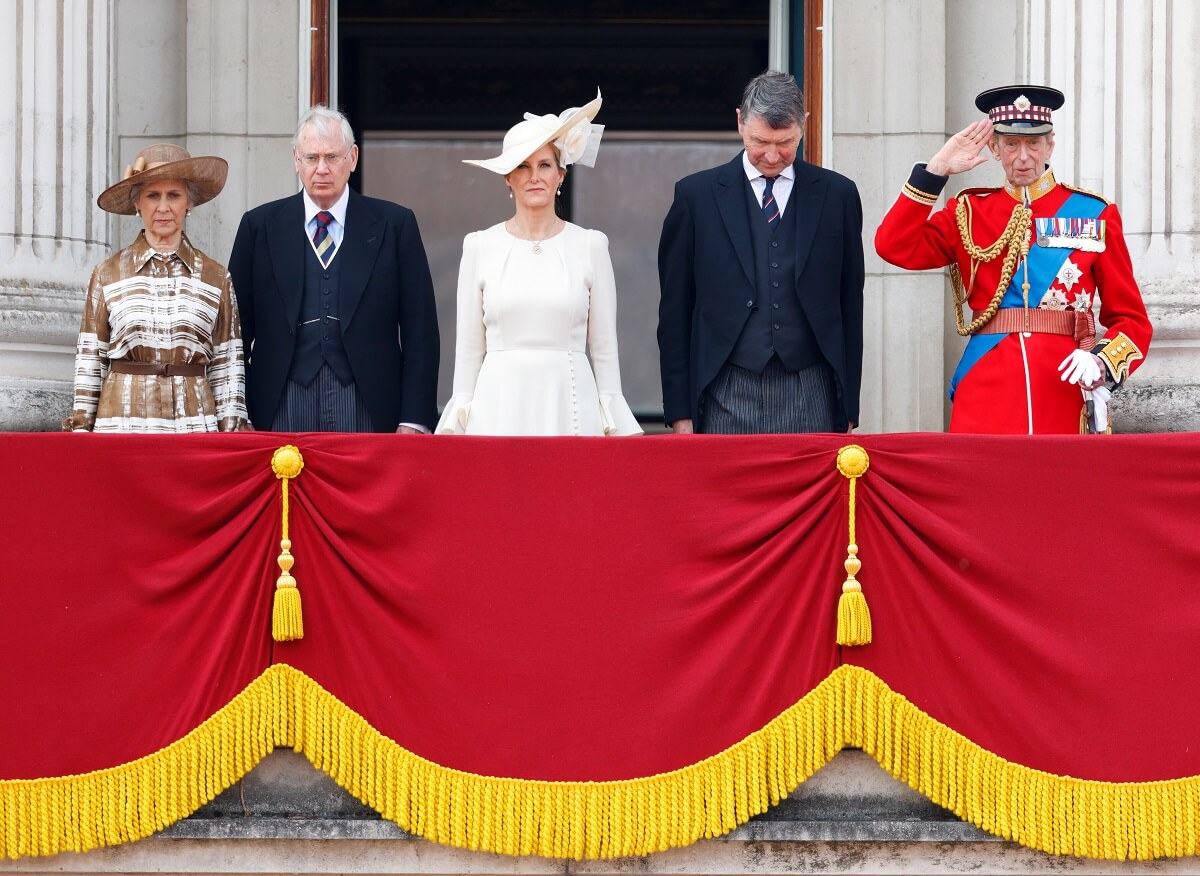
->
xmin=513 ymin=218 xmax=557 ymax=255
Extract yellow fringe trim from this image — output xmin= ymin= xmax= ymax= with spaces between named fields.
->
xmin=839 ymin=665 xmax=1200 ymax=860
xmin=5 ymin=664 xmax=1200 ymax=861
xmin=0 ymin=666 xmax=290 ymax=860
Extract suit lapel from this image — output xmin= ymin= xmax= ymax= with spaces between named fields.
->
xmin=265 ymin=194 xmax=307 ymax=333
xmin=338 ymin=190 xmax=385 ymax=329
xmin=713 ymin=156 xmax=755 ymax=288
xmin=789 ymin=161 xmax=829 ymax=284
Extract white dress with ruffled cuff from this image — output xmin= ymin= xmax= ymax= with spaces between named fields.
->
xmin=437 ymin=221 xmax=641 ymax=436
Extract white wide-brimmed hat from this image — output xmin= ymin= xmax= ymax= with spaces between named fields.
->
xmin=463 ymin=91 xmax=604 ymax=176
xmin=98 ymin=143 xmax=228 ymax=215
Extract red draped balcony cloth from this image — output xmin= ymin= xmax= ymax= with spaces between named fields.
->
xmin=2 ymin=433 xmax=1200 ymax=861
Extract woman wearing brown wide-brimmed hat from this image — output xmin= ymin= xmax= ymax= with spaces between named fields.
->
xmin=436 ymin=92 xmax=641 ymax=436
xmin=64 ymin=144 xmax=247 ymax=432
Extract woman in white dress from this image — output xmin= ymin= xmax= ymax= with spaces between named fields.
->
xmin=436 ymin=92 xmax=642 ymax=436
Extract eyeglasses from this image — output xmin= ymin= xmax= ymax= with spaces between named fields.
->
xmin=297 ymin=152 xmax=349 ymax=168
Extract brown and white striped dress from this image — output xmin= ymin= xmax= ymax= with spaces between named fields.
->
xmin=65 ymin=232 xmax=247 ymax=432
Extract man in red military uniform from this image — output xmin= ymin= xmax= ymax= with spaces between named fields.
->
xmin=875 ymin=85 xmax=1151 ymax=434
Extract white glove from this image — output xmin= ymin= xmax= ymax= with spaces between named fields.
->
xmin=1058 ymin=349 xmax=1102 ymax=386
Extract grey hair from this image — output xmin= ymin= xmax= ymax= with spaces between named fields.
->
xmin=294 ymin=105 xmax=356 ymax=150
xmin=739 ymin=70 xmax=806 ymax=129
xmin=129 ymin=179 xmax=201 ymax=209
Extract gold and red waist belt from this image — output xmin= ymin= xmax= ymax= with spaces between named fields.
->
xmin=973 ymin=309 xmax=1097 ymax=347
xmin=108 ymin=360 xmax=207 ymax=377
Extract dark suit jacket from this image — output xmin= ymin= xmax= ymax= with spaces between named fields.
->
xmin=228 ymin=189 xmax=440 ymax=431
xmin=657 ymin=154 xmax=865 ymax=430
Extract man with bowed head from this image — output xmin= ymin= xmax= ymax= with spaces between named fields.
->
xmin=657 ymin=70 xmax=865 ymax=435
xmin=229 ymin=105 xmax=439 ymax=433
xmin=875 ymin=85 xmax=1151 ymax=434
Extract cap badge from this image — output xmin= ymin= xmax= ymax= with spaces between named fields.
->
xmin=1014 ymin=94 xmax=1032 ymax=112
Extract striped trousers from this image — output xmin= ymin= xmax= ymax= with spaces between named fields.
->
xmin=271 ymin=364 xmax=377 ymax=432
xmin=701 ymin=358 xmax=838 ymax=434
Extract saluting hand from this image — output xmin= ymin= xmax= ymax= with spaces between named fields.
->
xmin=927 ymin=119 xmax=993 ymax=177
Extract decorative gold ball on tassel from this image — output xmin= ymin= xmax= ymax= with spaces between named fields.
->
xmin=836 ymin=445 xmax=869 ymax=479
xmin=272 ymin=445 xmax=304 ymax=480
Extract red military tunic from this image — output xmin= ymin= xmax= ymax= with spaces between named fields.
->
xmin=875 ymin=165 xmax=1151 ymax=434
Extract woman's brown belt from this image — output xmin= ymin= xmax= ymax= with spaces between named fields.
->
xmin=108 ymin=360 xmax=207 ymax=377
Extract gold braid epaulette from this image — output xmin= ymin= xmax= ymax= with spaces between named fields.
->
xmin=949 ymin=194 xmax=1033 ymax=337
xmin=1059 ymin=181 xmax=1111 ymax=206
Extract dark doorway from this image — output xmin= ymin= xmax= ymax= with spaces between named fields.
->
xmin=338 ymin=1 xmax=770 ymax=191
xmin=339 ymin=1 xmax=768 ymax=131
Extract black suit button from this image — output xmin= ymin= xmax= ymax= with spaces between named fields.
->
xmin=324 ymin=274 xmax=330 ymax=279
xmin=772 ymin=281 xmax=780 ymax=288
xmin=771 ymin=241 xmax=779 ymax=248
xmin=773 ymin=323 xmax=781 ymax=330
xmin=773 ymin=302 xmax=780 ymax=309
xmin=746 ymin=300 xmax=754 ymax=308
xmin=771 ymin=262 xmax=779 ymax=268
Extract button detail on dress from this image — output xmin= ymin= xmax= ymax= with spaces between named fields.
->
xmin=567 ymin=352 xmax=581 ymax=436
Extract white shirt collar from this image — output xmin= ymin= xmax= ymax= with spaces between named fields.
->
xmin=741 ymin=152 xmax=796 ymax=183
xmin=302 ymin=187 xmax=350 ymax=227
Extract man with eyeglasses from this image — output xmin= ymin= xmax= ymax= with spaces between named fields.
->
xmin=229 ymin=105 xmax=439 ymax=433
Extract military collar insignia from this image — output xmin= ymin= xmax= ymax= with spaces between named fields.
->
xmin=1005 ymin=167 xmax=1057 ymax=202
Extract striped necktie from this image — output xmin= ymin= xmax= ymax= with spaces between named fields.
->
xmin=312 ymin=211 xmax=336 ymax=266
xmin=761 ymin=176 xmax=780 ymax=229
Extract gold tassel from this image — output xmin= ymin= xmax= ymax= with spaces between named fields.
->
xmin=837 ymin=579 xmax=871 ymax=645
xmin=271 ymin=445 xmax=305 ymax=642
xmin=835 ymin=445 xmax=872 ymax=646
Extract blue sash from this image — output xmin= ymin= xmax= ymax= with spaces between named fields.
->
xmin=949 ymin=192 xmax=1105 ymax=399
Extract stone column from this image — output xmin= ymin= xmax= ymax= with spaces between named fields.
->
xmin=0 ymin=0 xmax=111 ymax=430
xmin=830 ymin=0 xmax=952 ymax=432
xmin=106 ymin=0 xmax=303 ymax=274
xmin=179 ymin=0 xmax=305 ymax=257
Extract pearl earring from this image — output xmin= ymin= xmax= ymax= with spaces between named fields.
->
xmin=557 ymin=186 xmax=563 ymax=197
xmin=134 ymin=209 xmax=140 ymax=217
xmin=186 ymin=209 xmax=192 ymax=217
xmin=507 ymin=188 xmax=513 ymax=200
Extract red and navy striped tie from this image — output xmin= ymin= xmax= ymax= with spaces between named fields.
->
xmin=761 ymin=176 xmax=780 ymax=229
xmin=313 ymin=211 xmax=336 ymax=266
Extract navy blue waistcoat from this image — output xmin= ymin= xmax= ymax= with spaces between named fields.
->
xmin=290 ymin=243 xmax=354 ymax=385
xmin=728 ymin=179 xmax=821 ymax=373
